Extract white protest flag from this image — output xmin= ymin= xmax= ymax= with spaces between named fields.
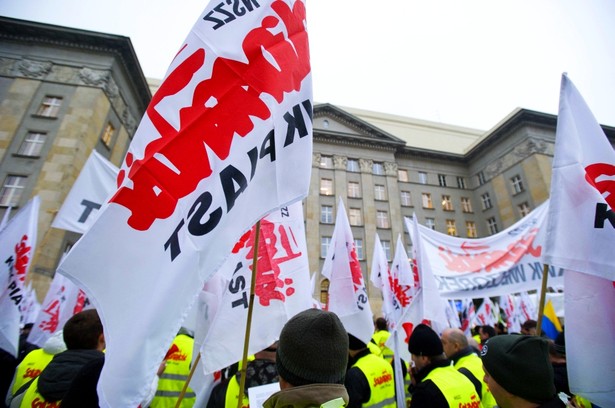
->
xmin=445 ymin=299 xmax=461 ymax=329
xmin=500 ymin=294 xmax=522 ymax=333
xmin=543 ymin=74 xmax=615 ymax=407
xmin=28 ymin=265 xmax=92 ymax=348
xmin=19 ymin=282 xmax=41 ymax=325
xmin=199 ymin=202 xmax=312 ymax=374
xmin=0 ymin=196 xmax=39 ymax=357
xmin=57 ymin=1 xmax=313 ymax=405
xmin=322 ymin=197 xmax=373 ymax=343
xmin=51 ymin=150 xmax=119 ymax=234
xmin=473 ymin=297 xmax=496 ymax=327
xmin=0 ymin=207 xmax=11 ymax=231
xmin=459 ymin=299 xmax=475 ymax=336
xmin=518 ymin=291 xmax=537 ymax=322
xmin=369 ymin=234 xmax=387 ymax=291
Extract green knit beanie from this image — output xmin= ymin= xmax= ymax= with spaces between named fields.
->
xmin=276 ymin=309 xmax=349 ymax=386
xmin=480 ymin=335 xmax=556 ymax=403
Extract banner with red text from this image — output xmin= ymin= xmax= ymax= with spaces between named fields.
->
xmin=408 ymin=201 xmax=562 ymax=298
xmin=0 ymin=196 xmax=39 ymax=357
xmin=199 ymin=202 xmax=312 ymax=373
xmin=544 ymin=74 xmax=615 ymax=407
xmin=58 ymin=1 xmax=312 ymax=405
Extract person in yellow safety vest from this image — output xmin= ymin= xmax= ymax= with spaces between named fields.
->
xmin=150 ymin=328 xmax=196 ymax=407
xmin=441 ymin=328 xmax=497 ymax=408
xmin=206 ymin=344 xmax=278 ymax=408
xmin=407 ymin=324 xmax=481 ymax=408
xmin=8 ymin=330 xmax=66 ymax=401
xmin=481 ymin=335 xmax=565 ymax=408
xmin=370 ymin=317 xmax=394 ymax=363
xmin=8 ymin=310 xmax=105 ymax=408
xmin=344 ymin=333 xmax=396 ymax=408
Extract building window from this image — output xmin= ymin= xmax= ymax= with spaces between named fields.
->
xmin=101 ymin=122 xmax=115 ymax=148
xmin=511 ymin=175 xmax=524 ymax=194
xmin=422 ymin=193 xmax=433 ymax=209
xmin=373 ymin=162 xmax=384 ymax=175
xmin=457 ymin=176 xmax=466 ymax=189
xmin=319 ymin=155 xmax=333 ymax=168
xmin=438 ymin=174 xmax=447 ymax=187
xmin=477 ymin=171 xmax=486 ymax=186
xmin=381 ymin=240 xmax=391 ymax=261
xmin=376 ymin=211 xmax=390 ymax=229
xmin=321 ymin=236 xmax=331 ymax=258
xmin=446 ymin=219 xmax=457 ymax=236
xmin=374 ymin=184 xmax=387 ymax=201
xmin=481 ymin=192 xmax=492 ymax=210
xmin=442 ymin=195 xmax=453 ymax=211
xmin=461 ymin=197 xmax=473 ymax=213
xmin=347 ymin=159 xmax=360 ymax=172
xmin=349 ymin=208 xmax=362 ymax=226
xmin=0 ymin=175 xmax=27 ymax=207
xmin=319 ymin=279 xmax=329 ymax=305
xmin=419 ymin=172 xmax=428 ymax=184
xmin=398 ymin=169 xmax=409 ymax=182
xmin=348 ymin=181 xmax=361 ymax=198
xmin=466 ymin=221 xmax=477 ymax=238
xmin=320 ymin=178 xmax=334 ymax=195
xmin=487 ymin=217 xmax=498 ymax=235
xmin=354 ymin=239 xmax=364 ymax=260
xmin=36 ymin=96 xmax=62 ymax=117
xmin=400 ymin=191 xmax=412 ymax=207
xmin=321 ymin=205 xmax=333 ymax=224
xmin=17 ymin=132 xmax=47 ymax=157
xmin=518 ymin=202 xmax=531 ymax=217
xmin=425 ymin=218 xmax=436 ymax=230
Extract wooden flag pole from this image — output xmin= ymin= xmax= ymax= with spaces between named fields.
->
xmin=237 ymin=220 xmax=261 ymax=408
xmin=535 ymin=263 xmax=550 ymax=337
xmin=173 ymin=352 xmax=201 ymax=408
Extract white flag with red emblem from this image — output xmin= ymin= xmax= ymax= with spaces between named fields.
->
xmin=543 ymin=74 xmax=615 ymax=407
xmin=473 ymin=297 xmax=497 ymax=327
xmin=322 ymin=197 xmax=373 ymax=344
xmin=500 ymin=294 xmax=522 ymax=333
xmin=198 ymin=202 xmax=312 ymax=373
xmin=459 ymin=298 xmax=476 ymax=336
xmin=0 ymin=196 xmax=39 ymax=357
xmin=57 ymin=1 xmax=312 ymax=405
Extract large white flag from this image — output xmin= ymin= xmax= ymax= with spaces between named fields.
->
xmin=51 ymin=150 xmax=119 ymax=234
xmin=543 ymin=74 xmax=615 ymax=407
xmin=19 ymin=282 xmax=41 ymax=326
xmin=0 ymin=196 xmax=39 ymax=357
xmin=199 ymin=202 xmax=312 ymax=374
xmin=322 ymin=197 xmax=373 ymax=343
xmin=473 ymin=297 xmax=497 ymax=327
xmin=500 ymin=294 xmax=522 ymax=333
xmin=58 ymin=1 xmax=312 ymax=405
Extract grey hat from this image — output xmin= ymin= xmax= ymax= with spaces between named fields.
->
xmin=276 ymin=309 xmax=349 ymax=386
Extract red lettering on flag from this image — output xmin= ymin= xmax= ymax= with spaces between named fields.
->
xmin=14 ymin=235 xmax=31 ymax=282
xmin=585 ymin=163 xmax=615 ymax=210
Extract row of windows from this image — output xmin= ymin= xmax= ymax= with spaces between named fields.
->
xmin=320 ymin=205 xmax=390 ymax=228
xmin=321 ymin=237 xmax=370 ymax=260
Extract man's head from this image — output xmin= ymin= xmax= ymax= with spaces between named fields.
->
xmin=408 ymin=324 xmax=444 ymax=371
xmin=375 ymin=317 xmax=388 ymax=331
xmin=348 ymin=333 xmax=368 ymax=357
xmin=276 ymin=309 xmax=348 ymax=388
xmin=440 ymin=328 xmax=468 ymax=358
xmin=481 ymin=335 xmax=556 ymax=407
xmin=63 ymin=309 xmax=104 ymax=351
xmin=478 ymin=325 xmax=496 ymax=342
xmin=521 ymin=319 xmax=537 ymax=335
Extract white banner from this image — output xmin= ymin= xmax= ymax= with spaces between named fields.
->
xmin=544 ymin=74 xmax=615 ymax=407
xmin=58 ymin=1 xmax=313 ymax=405
xmin=51 ymin=150 xmax=119 ymax=234
xmin=407 ymin=201 xmax=563 ymax=298
xmin=0 ymin=196 xmax=39 ymax=357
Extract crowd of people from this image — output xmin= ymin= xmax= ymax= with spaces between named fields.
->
xmin=1 ymin=309 xmax=597 ymax=408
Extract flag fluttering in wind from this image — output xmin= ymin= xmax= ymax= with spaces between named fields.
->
xmin=19 ymin=282 xmax=40 ymax=326
xmin=0 ymin=196 xmax=39 ymax=357
xmin=322 ymin=197 xmax=373 ymax=344
xmin=540 ymin=299 xmax=562 ymax=340
xmin=473 ymin=297 xmax=497 ymax=327
xmin=58 ymin=1 xmax=313 ymax=405
xmin=459 ymin=298 xmax=476 ymax=336
xmin=543 ymin=74 xmax=615 ymax=407
xmin=518 ymin=291 xmax=537 ymax=322
xmin=500 ymin=294 xmax=522 ymax=334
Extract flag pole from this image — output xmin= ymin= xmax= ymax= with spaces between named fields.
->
xmin=237 ymin=220 xmax=261 ymax=408
xmin=173 ymin=353 xmax=201 ymax=408
xmin=535 ymin=263 xmax=550 ymax=337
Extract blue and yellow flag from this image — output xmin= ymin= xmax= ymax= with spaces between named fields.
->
xmin=541 ymin=299 xmax=562 ymax=340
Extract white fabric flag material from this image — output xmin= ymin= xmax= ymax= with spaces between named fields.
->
xmin=0 ymin=196 xmax=39 ymax=357
xmin=58 ymin=1 xmax=313 ymax=405
xmin=51 ymin=150 xmax=119 ymax=234
xmin=322 ymin=198 xmax=373 ymax=344
xmin=19 ymin=282 xmax=40 ymax=326
xmin=544 ymin=74 xmax=615 ymax=407
xmin=199 ymin=202 xmax=312 ymax=374
xmin=408 ymin=202 xmax=561 ymax=299
xmin=473 ymin=297 xmax=496 ymax=327
xmin=518 ymin=291 xmax=537 ymax=322
xmin=500 ymin=295 xmax=522 ymax=334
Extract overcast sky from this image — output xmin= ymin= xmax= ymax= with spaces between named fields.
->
xmin=2 ymin=0 xmax=614 ymax=130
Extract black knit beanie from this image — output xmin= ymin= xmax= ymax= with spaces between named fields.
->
xmin=481 ymin=335 xmax=556 ymax=403
xmin=276 ymin=309 xmax=349 ymax=386
xmin=408 ymin=323 xmax=443 ymax=357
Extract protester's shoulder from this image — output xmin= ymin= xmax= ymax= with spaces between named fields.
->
xmin=410 ymin=379 xmax=448 ymax=408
